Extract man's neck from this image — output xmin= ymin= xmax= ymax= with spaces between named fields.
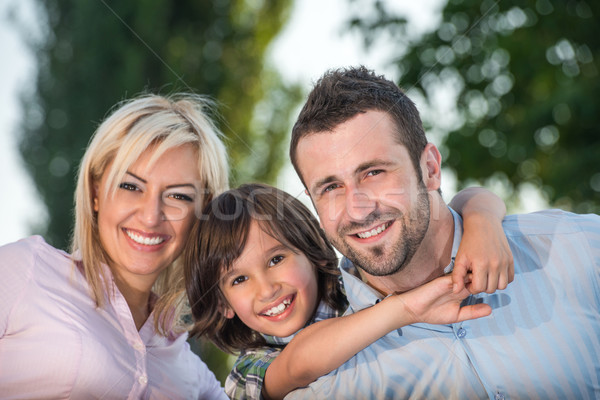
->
xmin=363 ymin=202 xmax=455 ymax=296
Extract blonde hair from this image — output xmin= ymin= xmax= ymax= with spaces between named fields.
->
xmin=71 ymin=93 xmax=229 ymax=336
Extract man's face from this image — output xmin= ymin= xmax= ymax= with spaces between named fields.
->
xmin=296 ymin=110 xmax=431 ymax=276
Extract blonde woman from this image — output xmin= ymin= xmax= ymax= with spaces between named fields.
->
xmin=0 ymin=94 xmax=229 ymax=399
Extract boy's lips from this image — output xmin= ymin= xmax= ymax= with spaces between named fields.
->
xmin=259 ymin=294 xmax=295 ymax=317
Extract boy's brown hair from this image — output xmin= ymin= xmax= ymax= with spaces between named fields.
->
xmin=184 ymin=183 xmax=346 ymax=353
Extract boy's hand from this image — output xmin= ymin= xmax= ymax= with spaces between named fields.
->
xmin=452 ymin=212 xmax=514 ymax=294
xmin=398 ymin=276 xmax=492 ymax=325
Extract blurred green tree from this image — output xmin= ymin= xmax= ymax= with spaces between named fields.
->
xmin=17 ymin=0 xmax=300 ymax=384
xmin=19 ymin=0 xmax=301 ymax=250
xmin=348 ymin=0 xmax=600 ymax=212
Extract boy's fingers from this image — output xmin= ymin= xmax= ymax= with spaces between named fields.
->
xmin=451 ymin=261 xmax=468 ymax=293
xmin=457 ymin=303 xmax=492 ymax=322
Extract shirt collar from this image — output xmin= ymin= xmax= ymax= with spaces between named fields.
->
xmin=444 ymin=206 xmax=464 ymax=274
xmin=262 ymin=299 xmax=342 ymax=346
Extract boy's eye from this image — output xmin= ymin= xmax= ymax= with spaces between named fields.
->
xmin=119 ymin=182 xmax=139 ymax=191
xmin=232 ymin=276 xmax=248 ymax=286
xmin=268 ymin=255 xmax=284 ymax=267
xmin=367 ymin=169 xmax=383 ymax=177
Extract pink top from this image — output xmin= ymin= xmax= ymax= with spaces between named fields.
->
xmin=0 ymin=236 xmax=226 ymax=399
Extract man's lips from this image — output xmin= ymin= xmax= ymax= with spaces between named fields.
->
xmin=353 ymin=221 xmax=393 ymax=239
xmin=259 ymin=294 xmax=295 ymax=317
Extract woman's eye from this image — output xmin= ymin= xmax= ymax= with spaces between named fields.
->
xmin=269 ymin=255 xmax=284 ymax=267
xmin=232 ymin=276 xmax=247 ymax=286
xmin=119 ymin=182 xmax=139 ymax=191
xmin=169 ymin=193 xmax=194 ymax=202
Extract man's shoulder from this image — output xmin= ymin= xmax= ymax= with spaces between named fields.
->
xmin=503 ymin=209 xmax=600 ymax=237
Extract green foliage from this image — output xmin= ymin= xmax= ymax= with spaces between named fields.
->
xmin=19 ymin=0 xmax=300 ymax=250
xmin=348 ymin=0 xmax=600 ymax=213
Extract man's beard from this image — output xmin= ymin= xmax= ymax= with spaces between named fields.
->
xmin=329 ymin=184 xmax=431 ymax=277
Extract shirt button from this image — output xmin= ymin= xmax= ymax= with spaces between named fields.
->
xmin=138 ymin=375 xmax=148 ymax=385
xmin=495 ymin=392 xmax=505 ymax=400
xmin=134 ymin=342 xmax=145 ymax=351
xmin=457 ymin=328 xmax=467 ymax=338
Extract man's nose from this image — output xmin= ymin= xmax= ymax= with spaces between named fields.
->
xmin=345 ymin=188 xmax=376 ymax=222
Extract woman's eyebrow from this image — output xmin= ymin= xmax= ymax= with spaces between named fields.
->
xmin=125 ymin=171 xmax=197 ymax=190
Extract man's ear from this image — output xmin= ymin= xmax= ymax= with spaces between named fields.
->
xmin=421 ymin=143 xmax=442 ymax=191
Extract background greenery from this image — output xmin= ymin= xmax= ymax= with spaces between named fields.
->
xmin=348 ymin=0 xmax=599 ymax=213
xmin=13 ymin=0 xmax=599 ymax=386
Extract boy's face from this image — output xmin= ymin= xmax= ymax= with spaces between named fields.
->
xmin=220 ymin=221 xmax=319 ymax=338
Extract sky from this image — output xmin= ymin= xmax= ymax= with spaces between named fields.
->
xmin=0 ymin=0 xmax=449 ymax=246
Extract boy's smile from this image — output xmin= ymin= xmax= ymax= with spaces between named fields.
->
xmin=220 ymin=221 xmax=319 ymax=338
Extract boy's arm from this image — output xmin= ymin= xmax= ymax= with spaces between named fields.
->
xmin=448 ymin=187 xmax=514 ymax=294
xmin=262 ymin=276 xmax=491 ymax=400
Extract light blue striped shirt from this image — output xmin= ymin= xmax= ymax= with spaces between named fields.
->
xmin=287 ymin=209 xmax=600 ymax=400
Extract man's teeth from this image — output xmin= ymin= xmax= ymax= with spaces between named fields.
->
xmin=357 ymin=223 xmax=389 ymax=239
xmin=126 ymin=230 xmax=165 ymax=245
xmin=263 ymin=298 xmax=292 ymax=317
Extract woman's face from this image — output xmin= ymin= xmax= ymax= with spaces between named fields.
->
xmin=94 ymin=144 xmax=200 ymax=290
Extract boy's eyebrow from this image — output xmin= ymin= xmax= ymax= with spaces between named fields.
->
xmin=220 ymin=242 xmax=293 ymax=282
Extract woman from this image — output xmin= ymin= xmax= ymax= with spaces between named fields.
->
xmin=0 ymin=94 xmax=229 ymax=399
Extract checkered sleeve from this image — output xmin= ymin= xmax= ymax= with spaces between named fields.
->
xmin=224 ymin=347 xmax=281 ymax=400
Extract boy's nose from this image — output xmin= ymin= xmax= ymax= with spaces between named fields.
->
xmin=256 ymin=275 xmax=280 ymax=302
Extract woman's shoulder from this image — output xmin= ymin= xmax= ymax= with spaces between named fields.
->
xmin=0 ymin=235 xmax=74 ymax=283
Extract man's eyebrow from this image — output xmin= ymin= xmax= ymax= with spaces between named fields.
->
xmin=311 ymin=175 xmax=339 ymax=194
xmin=311 ymin=159 xmax=396 ymax=193
xmin=125 ymin=171 xmax=197 ymax=190
xmin=354 ymin=159 xmax=395 ymax=174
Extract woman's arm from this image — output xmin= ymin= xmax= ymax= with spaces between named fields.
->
xmin=262 ymin=276 xmax=491 ymax=400
xmin=449 ymin=187 xmax=514 ymax=294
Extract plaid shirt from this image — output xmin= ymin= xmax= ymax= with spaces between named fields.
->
xmin=224 ymin=293 xmax=347 ymax=400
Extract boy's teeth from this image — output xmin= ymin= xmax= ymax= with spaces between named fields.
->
xmin=264 ymin=298 xmax=291 ymax=317
xmin=126 ymin=230 xmax=165 ymax=245
xmin=357 ymin=223 xmax=389 ymax=239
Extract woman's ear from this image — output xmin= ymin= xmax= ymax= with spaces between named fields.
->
xmin=92 ymin=183 xmax=99 ymax=212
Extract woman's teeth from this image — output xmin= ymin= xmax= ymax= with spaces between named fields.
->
xmin=126 ymin=230 xmax=165 ymax=245
xmin=263 ymin=298 xmax=292 ymax=317
xmin=357 ymin=222 xmax=390 ymax=239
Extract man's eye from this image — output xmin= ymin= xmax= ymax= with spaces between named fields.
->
xmin=323 ymin=183 xmax=340 ymax=193
xmin=119 ymin=182 xmax=138 ymax=191
xmin=269 ymin=255 xmax=284 ymax=267
xmin=232 ymin=276 xmax=247 ymax=286
xmin=367 ymin=170 xmax=383 ymax=177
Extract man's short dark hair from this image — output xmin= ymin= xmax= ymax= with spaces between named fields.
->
xmin=290 ymin=66 xmax=428 ymax=185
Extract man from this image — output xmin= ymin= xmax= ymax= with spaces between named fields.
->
xmin=288 ymin=66 xmax=600 ymax=399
